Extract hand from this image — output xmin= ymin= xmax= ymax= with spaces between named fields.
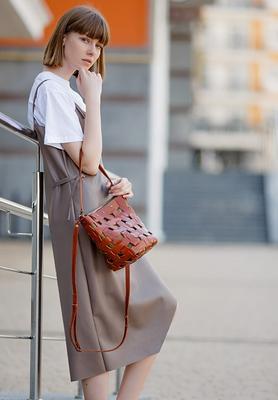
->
xmin=106 ymin=177 xmax=134 ymax=199
xmin=76 ymin=67 xmax=102 ymax=101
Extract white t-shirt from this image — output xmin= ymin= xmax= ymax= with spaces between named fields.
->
xmin=27 ymin=71 xmax=86 ymax=150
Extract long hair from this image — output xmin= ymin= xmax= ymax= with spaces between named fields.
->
xmin=43 ymin=5 xmax=110 ymax=79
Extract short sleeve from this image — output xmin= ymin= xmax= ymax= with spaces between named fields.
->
xmin=39 ymin=85 xmax=83 ymax=149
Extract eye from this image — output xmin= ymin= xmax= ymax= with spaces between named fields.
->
xmin=80 ymin=36 xmax=89 ymax=43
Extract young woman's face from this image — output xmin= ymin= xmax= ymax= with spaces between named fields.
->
xmin=62 ymin=31 xmax=103 ymax=71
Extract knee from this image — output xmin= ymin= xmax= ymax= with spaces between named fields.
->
xmin=166 ymin=292 xmax=178 ymax=316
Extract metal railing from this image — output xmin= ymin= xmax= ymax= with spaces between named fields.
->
xmin=0 ymin=111 xmax=122 ymax=400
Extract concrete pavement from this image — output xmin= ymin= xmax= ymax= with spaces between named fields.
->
xmin=0 ymin=240 xmax=278 ymax=399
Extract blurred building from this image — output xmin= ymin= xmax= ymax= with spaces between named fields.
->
xmin=164 ymin=0 xmax=278 ymax=242
xmin=191 ymin=0 xmax=278 ymax=173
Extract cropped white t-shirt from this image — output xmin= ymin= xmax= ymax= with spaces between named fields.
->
xmin=27 ymin=71 xmax=86 ymax=150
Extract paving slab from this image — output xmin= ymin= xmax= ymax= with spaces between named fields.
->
xmin=0 ymin=240 xmax=278 ymax=399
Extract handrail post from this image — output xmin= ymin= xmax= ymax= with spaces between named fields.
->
xmin=75 ymin=381 xmax=83 ymax=399
xmin=28 ymin=146 xmax=44 ymax=400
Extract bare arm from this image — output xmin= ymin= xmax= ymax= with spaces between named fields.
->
xmin=82 ymin=96 xmax=102 ymax=174
xmin=62 ymin=69 xmax=103 ymax=175
xmin=62 ymin=97 xmax=102 ymax=175
xmin=60 ymin=71 xmax=133 ymax=196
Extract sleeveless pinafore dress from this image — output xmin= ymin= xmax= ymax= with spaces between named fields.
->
xmin=32 ymin=78 xmax=178 ymax=382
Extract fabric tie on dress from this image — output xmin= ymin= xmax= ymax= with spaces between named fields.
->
xmin=53 ymin=174 xmax=85 ymax=221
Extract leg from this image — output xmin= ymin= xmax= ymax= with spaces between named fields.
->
xmin=116 ymin=353 xmax=158 ymax=400
xmin=81 ymin=371 xmax=109 ymax=400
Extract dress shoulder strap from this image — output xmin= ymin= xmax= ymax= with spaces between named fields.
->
xmin=32 ymin=78 xmax=50 ymax=122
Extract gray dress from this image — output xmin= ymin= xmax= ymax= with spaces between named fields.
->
xmin=32 ymin=78 xmax=178 ymax=382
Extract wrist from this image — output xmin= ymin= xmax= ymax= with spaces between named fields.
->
xmin=84 ymin=94 xmax=101 ymax=105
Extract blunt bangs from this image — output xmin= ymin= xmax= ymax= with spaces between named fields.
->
xmin=65 ymin=10 xmax=109 ymax=47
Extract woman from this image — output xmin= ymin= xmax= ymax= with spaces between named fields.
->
xmin=27 ymin=5 xmax=178 ymax=400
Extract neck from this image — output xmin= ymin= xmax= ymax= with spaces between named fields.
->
xmin=42 ymin=65 xmax=75 ymax=81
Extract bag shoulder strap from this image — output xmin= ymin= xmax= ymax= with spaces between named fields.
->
xmin=70 ymin=220 xmax=131 ymax=352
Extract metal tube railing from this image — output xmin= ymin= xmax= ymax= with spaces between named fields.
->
xmin=0 ymin=193 xmax=84 ymax=399
xmin=30 ymin=163 xmax=44 ymax=400
xmin=0 ymin=112 xmax=122 ymax=400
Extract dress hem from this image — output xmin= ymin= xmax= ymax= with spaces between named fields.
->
xmin=69 ymin=346 xmax=162 ymax=382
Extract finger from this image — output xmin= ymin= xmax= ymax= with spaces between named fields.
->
xmin=106 ymin=178 xmax=119 ymax=188
xmin=110 ymin=185 xmax=130 ymax=194
xmin=110 ymin=183 xmax=124 ymax=190
xmin=110 ymin=186 xmax=132 ymax=196
xmin=123 ymin=192 xmax=134 ymax=198
xmin=109 ymin=190 xmax=124 ymax=195
xmin=113 ymin=178 xmax=129 ymax=187
xmin=113 ymin=188 xmax=133 ymax=195
xmin=78 ymin=69 xmax=86 ymax=80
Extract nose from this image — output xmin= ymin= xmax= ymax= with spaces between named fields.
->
xmin=88 ymin=42 xmax=98 ymax=55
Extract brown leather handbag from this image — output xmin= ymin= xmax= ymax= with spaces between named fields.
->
xmin=70 ymin=148 xmax=158 ymax=352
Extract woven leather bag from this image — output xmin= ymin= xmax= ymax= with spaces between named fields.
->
xmin=70 ymin=148 xmax=158 ymax=352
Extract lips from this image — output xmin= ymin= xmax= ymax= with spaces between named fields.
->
xmin=82 ymin=59 xmax=92 ymax=64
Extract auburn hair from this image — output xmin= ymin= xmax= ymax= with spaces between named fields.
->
xmin=43 ymin=5 xmax=110 ymax=79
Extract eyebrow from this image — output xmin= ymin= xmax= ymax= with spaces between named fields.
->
xmin=81 ymin=34 xmax=104 ymax=48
